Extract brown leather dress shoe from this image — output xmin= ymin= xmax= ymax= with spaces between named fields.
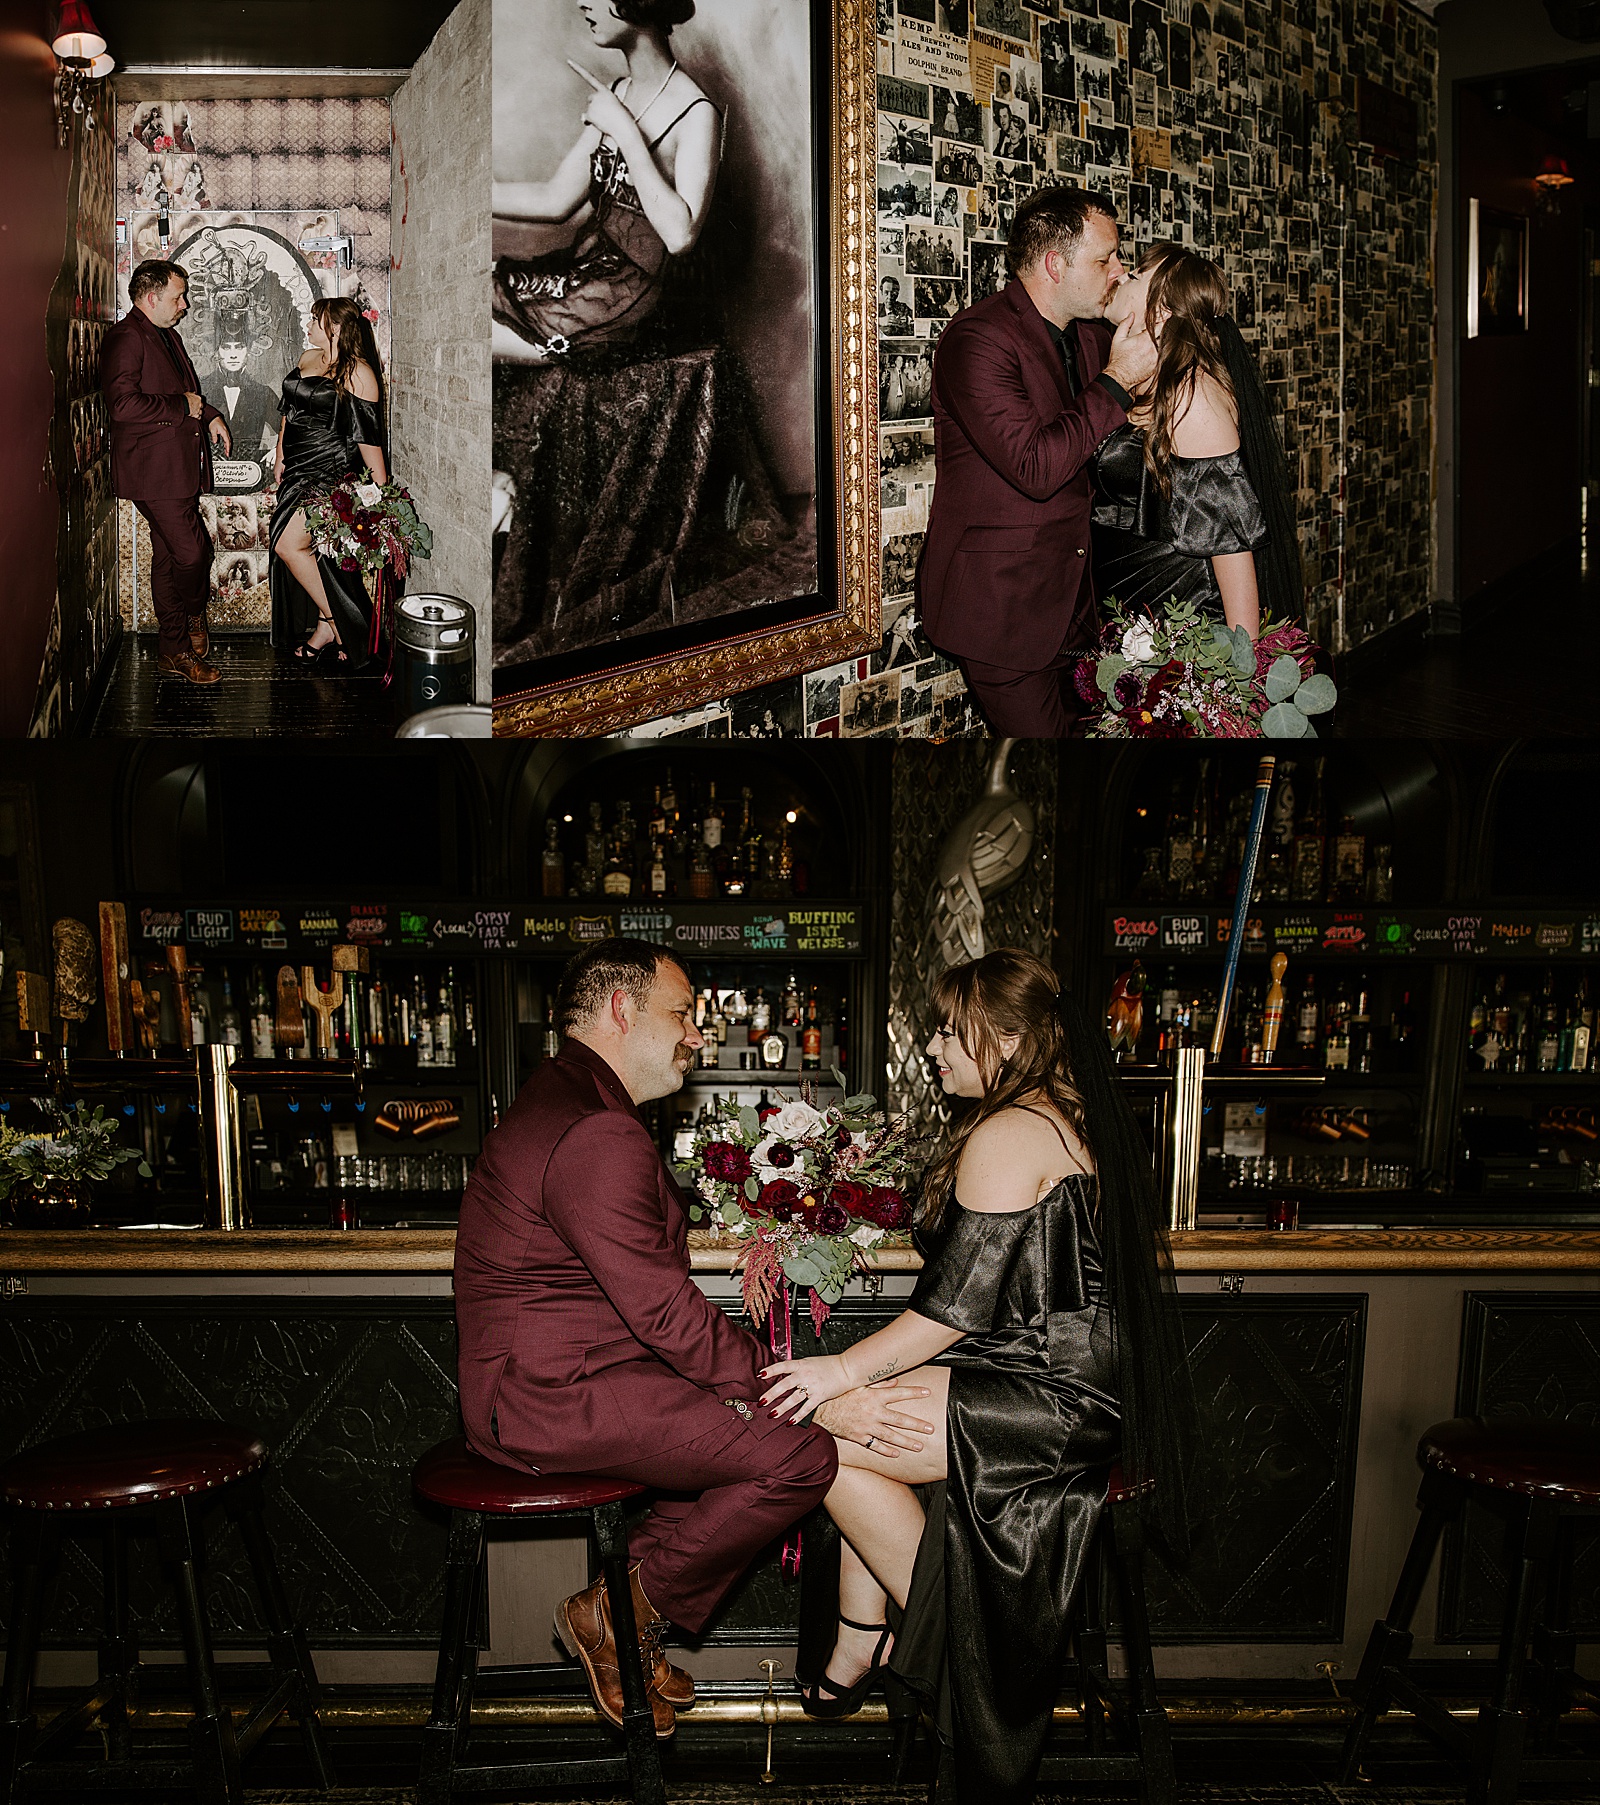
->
xmin=555 ymin=1575 xmax=676 ymax=1738
xmin=156 ymin=650 xmax=221 ymax=685
xmin=186 ymin=615 xmax=211 ymax=659
xmin=632 ymin=1566 xmax=694 ymax=1708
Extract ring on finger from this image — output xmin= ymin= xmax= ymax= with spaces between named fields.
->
xmin=865 ymin=1435 xmax=875 ymax=1450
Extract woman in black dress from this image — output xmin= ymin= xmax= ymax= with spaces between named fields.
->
xmin=761 ymin=950 xmax=1190 ymax=1804
xmin=1090 ymin=242 xmax=1303 ymax=635
xmin=270 ymin=295 xmax=388 ymax=673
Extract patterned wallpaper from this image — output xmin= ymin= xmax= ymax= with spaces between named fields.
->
xmin=113 ymin=99 xmax=393 ymax=631
xmin=640 ymin=0 xmax=1438 ymax=739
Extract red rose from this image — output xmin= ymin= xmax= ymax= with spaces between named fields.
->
xmin=756 ymin=1178 xmax=801 ymax=1217
xmin=817 ymin=1202 xmax=849 ymax=1235
xmin=339 ymin=556 xmax=358 ymax=571
xmin=834 ymin=1126 xmax=854 ymax=1150
xmin=766 ymin=1142 xmax=796 ymax=1168
xmin=757 ymin=1101 xmax=780 ymax=1124
xmin=830 ymin=1180 xmax=870 ymax=1217
xmin=703 ymin=1141 xmax=751 ymax=1183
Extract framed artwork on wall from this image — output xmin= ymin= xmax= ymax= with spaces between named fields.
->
xmin=490 ymin=0 xmax=881 ymax=736
xmin=1467 ymin=199 xmax=1527 ymax=338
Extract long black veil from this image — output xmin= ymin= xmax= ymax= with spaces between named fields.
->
xmin=1060 ymin=988 xmax=1194 ymax=1558
xmin=1218 ymin=314 xmax=1304 ymax=625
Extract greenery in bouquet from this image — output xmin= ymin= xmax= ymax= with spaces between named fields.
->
xmin=0 ymin=1102 xmax=152 ymax=1202
xmin=678 ymin=1082 xmax=921 ymax=1337
xmin=304 ymin=476 xmax=434 ymax=581
xmin=1077 ymin=594 xmax=1337 ymax=739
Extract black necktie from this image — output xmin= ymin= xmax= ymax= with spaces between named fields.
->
xmin=1056 ymin=325 xmax=1080 ymax=398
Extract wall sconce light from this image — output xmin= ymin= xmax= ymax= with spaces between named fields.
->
xmin=52 ymin=1 xmax=114 ymax=148
xmin=1535 ymin=154 xmax=1576 ymax=189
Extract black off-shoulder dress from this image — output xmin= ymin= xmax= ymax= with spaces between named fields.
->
xmin=889 ymin=1173 xmax=1120 ymax=1804
xmin=1090 ymin=420 xmax=1267 ymax=622
xmin=269 ymin=370 xmax=387 ymax=664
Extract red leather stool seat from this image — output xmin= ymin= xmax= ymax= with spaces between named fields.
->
xmin=1418 ymin=1417 xmax=1600 ymax=1505
xmin=0 ymin=1419 xmax=267 ymax=1511
xmin=412 ymin=1436 xmax=648 ymax=1516
xmin=1107 ymin=1461 xmax=1154 ymax=1507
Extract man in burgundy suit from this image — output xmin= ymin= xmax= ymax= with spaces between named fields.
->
xmin=455 ymin=939 xmax=934 ymax=1735
xmin=917 ymin=187 xmax=1158 ymax=735
xmin=100 ymin=260 xmax=231 ymax=684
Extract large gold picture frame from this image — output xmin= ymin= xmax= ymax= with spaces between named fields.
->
xmin=491 ymin=0 xmax=881 ymax=737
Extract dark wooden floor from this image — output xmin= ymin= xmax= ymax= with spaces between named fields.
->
xmin=88 ymin=637 xmax=398 ymax=739
xmin=1331 ymin=547 xmax=1599 ymax=738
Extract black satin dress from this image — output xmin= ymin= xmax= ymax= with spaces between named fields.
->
xmin=890 ymin=1174 xmax=1120 ymax=1804
xmin=1090 ymin=421 xmax=1266 ymax=621
xmin=269 ymin=370 xmax=386 ymax=659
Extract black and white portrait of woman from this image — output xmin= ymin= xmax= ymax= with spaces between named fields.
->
xmin=492 ymin=0 xmax=823 ymax=685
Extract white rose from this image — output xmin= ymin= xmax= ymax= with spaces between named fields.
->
xmin=766 ymin=1099 xmax=826 ymax=1142
xmin=1121 ymin=622 xmax=1155 ymax=663
xmin=849 ymin=1224 xmax=885 ymax=1248
xmin=355 ymin=481 xmax=383 ymax=508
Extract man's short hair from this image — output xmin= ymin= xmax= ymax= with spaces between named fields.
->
xmin=129 ymin=259 xmax=187 ymax=305
xmin=555 ymin=937 xmax=680 ymax=1037
xmin=1005 ymin=187 xmax=1117 ymax=279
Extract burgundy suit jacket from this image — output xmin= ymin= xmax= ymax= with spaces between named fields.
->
xmin=917 ymin=281 xmax=1127 ymax=671
xmin=453 ymin=1038 xmax=782 ymax=1472
xmin=100 ymin=307 xmax=222 ymax=502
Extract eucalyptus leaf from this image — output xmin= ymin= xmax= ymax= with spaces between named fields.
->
xmin=743 ymin=1176 xmax=760 ymax=1202
xmin=1231 ymin=626 xmax=1258 ymax=675
xmin=845 ymin=1093 xmax=876 ymax=1111
xmin=783 ymin=1255 xmax=822 ymax=1288
xmin=1261 ymin=700 xmax=1312 ymax=738
xmin=1263 ymin=654 xmax=1303 ymax=704
xmin=722 ymin=1199 xmax=747 ymax=1225
xmin=1095 ymin=653 xmax=1128 ymax=696
xmin=738 ymin=1105 xmax=760 ymax=1139
xmin=1295 ymin=672 xmax=1337 ymax=714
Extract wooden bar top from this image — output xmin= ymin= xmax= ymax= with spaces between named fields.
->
xmin=3 ymin=1227 xmax=1600 ymax=1275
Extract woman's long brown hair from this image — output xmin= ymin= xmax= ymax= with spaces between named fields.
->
xmin=312 ymin=295 xmax=385 ymax=409
xmin=920 ymin=949 xmax=1092 ymax=1230
xmin=1137 ymin=241 xmax=1235 ymax=501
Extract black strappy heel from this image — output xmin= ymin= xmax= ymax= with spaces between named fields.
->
xmin=797 ymin=1615 xmax=893 ymax=1719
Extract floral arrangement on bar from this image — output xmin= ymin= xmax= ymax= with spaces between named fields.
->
xmin=1077 ymin=594 xmax=1337 ymax=739
xmin=0 ymin=1103 xmax=152 ymax=1228
xmin=303 ymin=476 xmax=434 ymax=583
xmin=679 ymin=1084 xmax=920 ymax=1337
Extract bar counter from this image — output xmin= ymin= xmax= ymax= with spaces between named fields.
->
xmin=5 ymin=1226 xmax=1600 ymax=1272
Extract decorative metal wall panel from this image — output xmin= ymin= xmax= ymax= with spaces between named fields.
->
xmin=0 ymin=1299 xmax=460 ymax=1647
xmin=886 ymin=739 xmax=1056 ymax=1144
xmin=1437 ymin=1293 xmax=1600 ymax=1642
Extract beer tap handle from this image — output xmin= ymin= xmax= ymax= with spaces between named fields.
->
xmin=166 ymin=944 xmax=193 ymax=1053
xmin=276 ymin=966 xmax=306 ymax=1056
xmin=99 ymin=902 xmax=133 ymax=1054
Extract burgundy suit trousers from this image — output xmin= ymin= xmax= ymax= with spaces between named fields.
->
xmin=584 ymin=1407 xmax=836 ymax=1636
xmin=136 ymin=498 xmax=211 ymax=658
xmin=959 ymin=643 xmax=1089 ymax=737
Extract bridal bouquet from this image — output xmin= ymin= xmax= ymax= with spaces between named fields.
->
xmin=303 ymin=476 xmax=434 ymax=580
xmin=679 ymin=1086 xmax=919 ymax=1336
xmin=1078 ymin=594 xmax=1337 ymax=738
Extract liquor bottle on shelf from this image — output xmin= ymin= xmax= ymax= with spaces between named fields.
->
xmin=781 ymin=972 xmax=801 ymax=1028
xmin=435 ymin=968 xmax=458 ymax=1069
xmin=1367 ymin=844 xmax=1395 ymax=904
xmin=648 ymin=784 xmax=668 ymax=848
xmin=1162 ymin=781 xmax=1196 ymax=900
xmin=1323 ymin=978 xmax=1351 ymax=1070
xmin=367 ymin=977 xmax=389 ymax=1050
xmin=702 ymin=782 xmax=725 ymax=857
xmin=1348 ymin=975 xmax=1373 ymax=1074
xmin=1157 ymin=967 xmax=1181 ymax=1036
xmin=603 ymin=813 xmax=633 ymax=898
xmin=581 ymin=801 xmax=605 ymax=898
xmin=1290 ymin=764 xmax=1326 ymax=903
xmin=1331 ymin=818 xmax=1366 ymax=904
xmin=1537 ymin=972 xmax=1561 ymax=1073
xmin=689 ymin=839 xmax=716 ymax=899
xmin=1561 ymin=976 xmax=1593 ymax=1072
xmin=699 ymin=1021 xmax=721 ymax=1068
xmin=835 ymin=990 xmax=849 ymax=1073
xmin=711 ymin=990 xmax=729 ymax=1050
xmin=748 ymin=986 xmax=771 ymax=1046
xmin=759 ymin=1023 xmax=790 ymax=1070
xmin=1132 ymin=844 xmax=1164 ymax=901
xmin=542 ymin=1015 xmax=561 ymax=1059
xmin=648 ymin=842 xmax=668 ymax=897
xmin=1295 ymin=972 xmax=1319 ymax=1056
xmin=218 ymin=975 xmax=243 ymax=1049
xmin=541 ymin=820 xmax=566 ymax=899
xmin=415 ymin=976 xmax=436 ymax=1068
xmin=249 ymin=967 xmax=275 ymax=1060
xmin=1388 ymin=989 xmax=1415 ymax=1052
xmin=189 ymin=966 xmax=211 ymax=1046
xmin=660 ymin=767 xmax=679 ymax=837
xmin=461 ymin=978 xmax=477 ymax=1051
xmin=801 ymin=992 xmax=822 ymax=1071
xmin=1512 ymin=986 xmax=1536 ymax=1073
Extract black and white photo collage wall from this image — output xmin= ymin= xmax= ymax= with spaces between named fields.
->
xmin=873 ymin=0 xmax=1437 ymax=679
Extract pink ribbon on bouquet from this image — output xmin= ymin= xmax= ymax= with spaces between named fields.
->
xmin=767 ymin=1279 xmax=804 ymax=1579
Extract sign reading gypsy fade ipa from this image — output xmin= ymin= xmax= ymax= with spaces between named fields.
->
xmin=1103 ymin=909 xmax=1600 ymax=961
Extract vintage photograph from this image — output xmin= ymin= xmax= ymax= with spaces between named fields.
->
xmin=1471 ymin=203 xmax=1528 ymax=337
xmin=492 ymin=0 xmax=881 ymax=727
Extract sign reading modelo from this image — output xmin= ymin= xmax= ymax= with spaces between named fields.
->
xmin=1103 ymin=908 xmax=1600 ymax=961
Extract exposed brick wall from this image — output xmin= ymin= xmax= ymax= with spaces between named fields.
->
xmin=389 ymin=0 xmax=493 ymax=704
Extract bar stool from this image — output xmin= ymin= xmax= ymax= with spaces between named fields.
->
xmin=1340 ymin=1416 xmax=1600 ymax=1804
xmin=412 ymin=1435 xmax=666 ymax=1805
xmin=0 ymin=1418 xmax=334 ymax=1805
xmin=923 ymin=1462 xmax=1177 ymax=1805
